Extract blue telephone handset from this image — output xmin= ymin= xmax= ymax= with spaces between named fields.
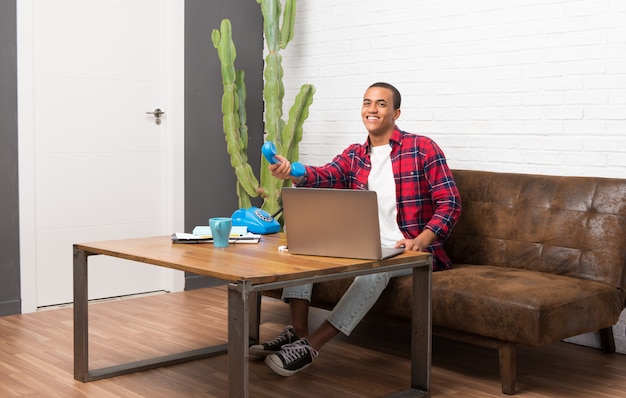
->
xmin=231 ymin=207 xmax=280 ymax=234
xmin=262 ymin=141 xmax=306 ymax=177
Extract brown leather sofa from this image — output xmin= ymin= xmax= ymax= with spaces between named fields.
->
xmin=264 ymin=170 xmax=626 ymax=394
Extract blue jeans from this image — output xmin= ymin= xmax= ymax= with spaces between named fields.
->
xmin=281 ymin=269 xmax=412 ymax=336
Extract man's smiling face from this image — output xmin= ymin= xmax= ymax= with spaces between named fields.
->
xmin=361 ymin=86 xmax=401 ymax=140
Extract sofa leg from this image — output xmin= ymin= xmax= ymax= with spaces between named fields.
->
xmin=499 ymin=343 xmax=517 ymax=395
xmin=599 ymin=327 xmax=616 ymax=353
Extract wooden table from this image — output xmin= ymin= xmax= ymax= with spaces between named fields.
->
xmin=73 ymin=233 xmax=432 ymax=397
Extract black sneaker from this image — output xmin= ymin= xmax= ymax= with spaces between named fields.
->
xmin=264 ymin=338 xmax=319 ymax=376
xmin=249 ymin=325 xmax=300 ymax=357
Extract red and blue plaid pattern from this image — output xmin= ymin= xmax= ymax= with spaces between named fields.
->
xmin=299 ymin=127 xmax=462 ymax=270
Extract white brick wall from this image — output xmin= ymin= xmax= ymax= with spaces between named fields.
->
xmin=273 ymin=0 xmax=626 ymax=352
xmin=277 ymin=0 xmax=626 ymax=179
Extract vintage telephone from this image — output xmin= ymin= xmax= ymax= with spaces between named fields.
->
xmin=231 ymin=142 xmax=303 ymax=234
xmin=231 ymin=207 xmax=280 ymax=234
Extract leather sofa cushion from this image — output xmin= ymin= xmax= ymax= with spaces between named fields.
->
xmin=263 ymin=265 xmax=624 ymax=347
xmin=428 ymin=264 xmax=624 ymax=346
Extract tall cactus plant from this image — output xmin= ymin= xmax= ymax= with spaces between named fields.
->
xmin=211 ymin=0 xmax=315 ymax=218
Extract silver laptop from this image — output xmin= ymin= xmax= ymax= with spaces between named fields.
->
xmin=281 ymin=187 xmax=406 ymax=260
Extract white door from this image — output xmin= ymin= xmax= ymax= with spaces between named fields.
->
xmin=18 ymin=0 xmax=185 ymax=312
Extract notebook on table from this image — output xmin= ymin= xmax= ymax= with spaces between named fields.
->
xmin=280 ymin=187 xmax=405 ymax=260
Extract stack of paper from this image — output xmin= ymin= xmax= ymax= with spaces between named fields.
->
xmin=171 ymin=226 xmax=261 ymax=244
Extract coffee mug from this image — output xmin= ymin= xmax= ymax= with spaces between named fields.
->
xmin=209 ymin=217 xmax=233 ymax=248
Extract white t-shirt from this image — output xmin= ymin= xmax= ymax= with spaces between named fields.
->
xmin=368 ymin=144 xmax=404 ymax=247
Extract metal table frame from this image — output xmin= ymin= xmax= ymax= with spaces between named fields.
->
xmin=73 ymin=239 xmax=432 ymax=397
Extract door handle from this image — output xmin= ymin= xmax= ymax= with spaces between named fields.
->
xmin=146 ymin=108 xmax=165 ymax=125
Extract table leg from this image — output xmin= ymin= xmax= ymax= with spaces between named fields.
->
xmin=73 ymin=247 xmax=228 ymax=383
xmin=228 ymin=281 xmax=251 ymax=398
xmin=73 ymin=247 xmax=90 ymax=382
xmin=411 ymin=263 xmax=432 ymax=396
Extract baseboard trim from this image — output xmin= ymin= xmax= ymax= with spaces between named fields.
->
xmin=0 ymin=298 xmax=22 ymax=316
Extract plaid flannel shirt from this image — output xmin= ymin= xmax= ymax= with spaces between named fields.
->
xmin=298 ymin=127 xmax=462 ymax=270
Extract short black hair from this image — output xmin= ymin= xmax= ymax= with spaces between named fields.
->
xmin=368 ymin=82 xmax=401 ymax=110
